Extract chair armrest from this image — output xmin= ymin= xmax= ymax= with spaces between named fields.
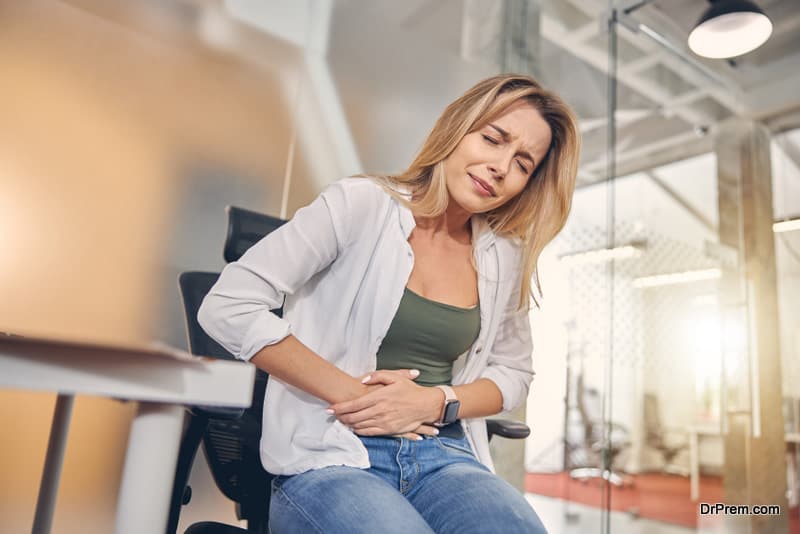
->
xmin=189 ymin=405 xmax=246 ymax=420
xmin=486 ymin=418 xmax=531 ymax=440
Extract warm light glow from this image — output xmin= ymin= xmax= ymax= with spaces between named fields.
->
xmin=560 ymin=244 xmax=644 ymax=266
xmin=773 ymin=219 xmax=800 ymax=233
xmin=689 ymin=11 xmax=772 ymax=59
xmin=632 ymin=268 xmax=721 ymax=288
xmin=689 ymin=312 xmax=722 ymax=416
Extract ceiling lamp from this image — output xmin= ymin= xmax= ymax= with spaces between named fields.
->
xmin=559 ymin=242 xmax=646 ymax=266
xmin=688 ymin=0 xmax=773 ymax=59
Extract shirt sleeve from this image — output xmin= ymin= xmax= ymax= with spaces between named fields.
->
xmin=479 ymin=264 xmax=535 ymax=412
xmin=197 ymin=180 xmax=353 ymax=361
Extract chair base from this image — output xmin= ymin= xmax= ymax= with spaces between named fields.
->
xmin=569 ymin=467 xmax=629 ymax=487
xmin=662 ymin=463 xmax=690 ymax=477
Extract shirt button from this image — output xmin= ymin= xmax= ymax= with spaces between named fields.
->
xmin=475 ymin=346 xmax=483 ymax=353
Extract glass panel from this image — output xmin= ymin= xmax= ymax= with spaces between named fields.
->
xmin=772 ymin=127 xmax=800 ymax=521
xmin=603 ymin=2 xmax=798 ymax=533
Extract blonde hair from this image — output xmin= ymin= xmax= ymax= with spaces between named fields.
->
xmin=366 ymin=74 xmax=580 ymax=310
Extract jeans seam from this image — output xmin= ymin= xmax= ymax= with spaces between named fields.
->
xmin=273 ymin=484 xmax=326 ymax=534
xmin=408 ymin=439 xmax=420 ymax=493
xmin=395 ymin=438 xmax=405 ymax=493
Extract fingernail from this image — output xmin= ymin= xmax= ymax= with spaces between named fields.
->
xmin=361 ymin=375 xmax=371 ymax=383
xmin=415 ymin=435 xmax=423 ymax=441
xmin=432 ymin=428 xmax=439 ymax=435
xmin=325 ymin=409 xmax=334 ymax=415
xmin=409 ymin=369 xmax=420 ymax=377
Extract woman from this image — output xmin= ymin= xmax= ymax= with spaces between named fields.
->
xmin=198 ymin=74 xmax=579 ymax=533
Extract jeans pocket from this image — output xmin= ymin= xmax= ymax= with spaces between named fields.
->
xmin=435 ymin=436 xmax=475 ymax=457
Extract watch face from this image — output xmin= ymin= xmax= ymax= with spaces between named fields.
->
xmin=443 ymin=400 xmax=460 ymax=424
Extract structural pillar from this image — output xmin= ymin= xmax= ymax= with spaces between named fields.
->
xmin=715 ymin=118 xmax=788 ymax=533
xmin=462 ymin=0 xmax=542 ymax=76
xmin=465 ymin=0 xmax=541 ymax=492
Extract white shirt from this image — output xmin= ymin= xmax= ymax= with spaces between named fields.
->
xmin=198 ymin=177 xmax=534 ymax=475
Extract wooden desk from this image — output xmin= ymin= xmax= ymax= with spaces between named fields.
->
xmin=689 ymin=424 xmax=800 ymax=504
xmin=787 ymin=432 xmax=800 ymax=507
xmin=0 ymin=334 xmax=255 ymax=534
xmin=689 ymin=423 xmax=721 ymax=501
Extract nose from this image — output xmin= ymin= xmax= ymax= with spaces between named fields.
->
xmin=487 ymin=149 xmax=514 ymax=180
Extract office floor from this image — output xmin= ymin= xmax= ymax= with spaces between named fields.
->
xmin=527 ymin=472 xmax=800 ymax=533
xmin=527 ymin=494 xmax=694 ymax=534
xmin=526 ymin=471 xmax=723 ymax=527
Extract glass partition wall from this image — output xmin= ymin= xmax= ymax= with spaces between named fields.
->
xmin=587 ymin=2 xmax=796 ymax=534
xmin=531 ymin=1 xmax=797 ymax=533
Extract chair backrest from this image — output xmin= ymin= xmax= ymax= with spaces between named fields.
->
xmin=178 ymin=270 xmax=270 ymax=523
xmin=224 ymin=206 xmax=288 ymax=263
xmin=176 ymin=207 xmax=287 ymax=532
xmin=178 ymin=271 xmax=236 ymax=361
xmin=643 ymin=392 xmax=661 ymax=440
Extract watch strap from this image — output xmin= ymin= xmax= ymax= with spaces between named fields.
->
xmin=435 ymin=385 xmax=458 ymax=425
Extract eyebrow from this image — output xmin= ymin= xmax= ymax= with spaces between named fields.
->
xmin=488 ymin=123 xmax=536 ymax=166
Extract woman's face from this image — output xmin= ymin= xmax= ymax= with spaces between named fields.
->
xmin=444 ymin=100 xmax=552 ymax=214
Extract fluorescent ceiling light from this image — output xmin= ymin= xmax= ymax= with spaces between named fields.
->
xmin=560 ymin=243 xmax=645 ymax=266
xmin=774 ymin=218 xmax=800 ymax=233
xmin=633 ymin=268 xmax=721 ymax=288
xmin=688 ymin=0 xmax=772 ymax=59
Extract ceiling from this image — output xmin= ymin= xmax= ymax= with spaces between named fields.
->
xmin=55 ymin=0 xmax=800 ymax=209
xmin=399 ymin=0 xmax=800 ymax=186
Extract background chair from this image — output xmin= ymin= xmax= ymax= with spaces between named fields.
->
xmin=567 ymin=373 xmax=631 ymax=486
xmin=168 ymin=206 xmax=531 ymax=534
xmin=643 ymin=392 xmax=689 ymax=476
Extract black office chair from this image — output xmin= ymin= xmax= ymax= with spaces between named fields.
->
xmin=643 ymin=392 xmax=688 ymax=476
xmin=168 ymin=206 xmax=531 ymax=534
xmin=568 ymin=373 xmax=630 ymax=486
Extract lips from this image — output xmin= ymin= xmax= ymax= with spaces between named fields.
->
xmin=469 ymin=173 xmax=496 ymax=197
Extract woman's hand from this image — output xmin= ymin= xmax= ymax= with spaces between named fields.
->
xmin=356 ymin=368 xmax=419 ymax=395
xmin=394 ymin=424 xmax=440 ymax=441
xmin=328 ymin=370 xmax=443 ymax=437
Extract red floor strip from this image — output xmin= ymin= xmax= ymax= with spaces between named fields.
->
xmin=526 ymin=471 xmax=799 ymax=531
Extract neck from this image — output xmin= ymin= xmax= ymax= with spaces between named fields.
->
xmin=414 ymin=201 xmax=472 ymax=243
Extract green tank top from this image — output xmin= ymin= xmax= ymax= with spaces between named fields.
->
xmin=376 ymin=287 xmax=481 ymax=386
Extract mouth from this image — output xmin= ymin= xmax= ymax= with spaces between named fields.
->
xmin=469 ymin=173 xmax=496 ymax=197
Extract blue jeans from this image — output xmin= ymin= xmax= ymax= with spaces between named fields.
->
xmin=268 ymin=430 xmax=547 ymax=533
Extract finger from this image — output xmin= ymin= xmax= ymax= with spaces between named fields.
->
xmin=350 ymin=418 xmax=381 ymax=430
xmin=395 ymin=432 xmax=424 ymax=441
xmin=412 ymin=424 xmax=440 ymax=437
xmin=329 ymin=392 xmax=378 ymax=415
xmin=337 ymin=406 xmax=381 ymax=426
xmin=361 ymin=369 xmax=420 ymax=385
xmin=394 ymin=368 xmax=421 ymax=380
xmin=351 ymin=426 xmax=387 ymax=437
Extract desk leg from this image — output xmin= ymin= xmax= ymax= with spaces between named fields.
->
xmin=32 ymin=394 xmax=74 ymax=534
xmin=690 ymin=431 xmax=699 ymax=502
xmin=115 ymin=403 xmax=184 ymax=534
xmin=788 ymin=444 xmax=798 ymax=507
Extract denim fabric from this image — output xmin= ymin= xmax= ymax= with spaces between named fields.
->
xmin=268 ymin=433 xmax=547 ymax=533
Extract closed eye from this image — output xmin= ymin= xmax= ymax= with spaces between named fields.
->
xmin=516 ymin=160 xmax=529 ymax=174
xmin=482 ymin=134 xmax=499 ymax=145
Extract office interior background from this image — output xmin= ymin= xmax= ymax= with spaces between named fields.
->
xmin=0 ymin=0 xmax=798 ymax=532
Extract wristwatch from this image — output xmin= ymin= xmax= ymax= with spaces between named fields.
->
xmin=434 ymin=385 xmax=460 ymax=427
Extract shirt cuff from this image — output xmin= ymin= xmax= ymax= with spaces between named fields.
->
xmin=239 ymin=309 xmax=292 ymax=361
xmin=479 ymin=366 xmax=526 ymax=412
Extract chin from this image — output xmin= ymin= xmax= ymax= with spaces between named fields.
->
xmin=460 ymin=197 xmax=496 ymax=215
